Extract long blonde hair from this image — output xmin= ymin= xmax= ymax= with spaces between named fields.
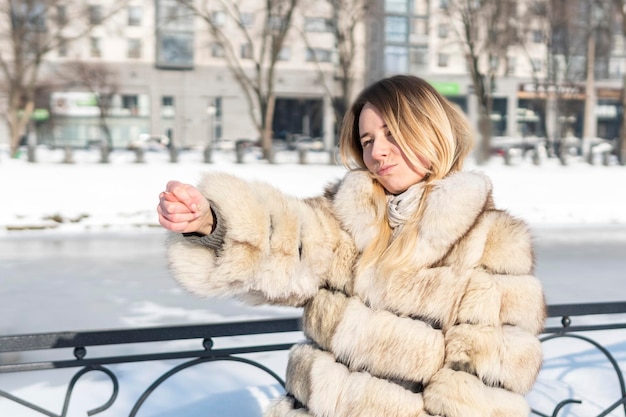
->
xmin=338 ymin=75 xmax=474 ymax=276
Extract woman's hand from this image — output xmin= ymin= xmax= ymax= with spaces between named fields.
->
xmin=157 ymin=181 xmax=214 ymax=235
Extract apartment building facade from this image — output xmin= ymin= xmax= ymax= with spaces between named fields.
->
xmin=1 ymin=0 xmax=624 ymax=150
xmin=368 ymin=0 xmax=625 ymax=143
xmin=2 ymin=0 xmax=365 ymax=150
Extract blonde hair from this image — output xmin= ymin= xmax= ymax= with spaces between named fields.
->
xmin=338 ymin=75 xmax=475 ymax=276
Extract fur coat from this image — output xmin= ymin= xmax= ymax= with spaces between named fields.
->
xmin=166 ymin=169 xmax=546 ymax=417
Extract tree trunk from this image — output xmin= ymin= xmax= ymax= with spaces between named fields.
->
xmin=262 ymin=94 xmax=276 ymax=162
xmin=620 ymin=72 xmax=626 ymax=165
xmin=9 ymin=101 xmax=34 ymax=158
xmin=476 ymin=111 xmax=492 ymax=165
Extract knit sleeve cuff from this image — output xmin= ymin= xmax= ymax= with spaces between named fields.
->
xmin=182 ymin=202 xmax=226 ymax=251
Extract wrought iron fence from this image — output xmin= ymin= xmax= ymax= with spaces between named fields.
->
xmin=1 ymin=302 xmax=625 ymax=417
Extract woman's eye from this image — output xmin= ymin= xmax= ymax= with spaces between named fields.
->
xmin=361 ymin=139 xmax=372 ymax=147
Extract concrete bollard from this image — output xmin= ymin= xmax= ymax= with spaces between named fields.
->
xmin=169 ymin=146 xmax=178 ymax=163
xmin=298 ymin=147 xmax=307 ymax=165
xmin=134 ymin=147 xmax=145 ymax=163
xmin=63 ymin=146 xmax=74 ymax=164
xmin=235 ymin=140 xmax=245 ymax=163
xmin=100 ymin=142 xmax=110 ymax=164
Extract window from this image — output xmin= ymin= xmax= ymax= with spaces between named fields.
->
xmin=384 ymin=45 xmax=408 ymax=73
xmin=128 ymin=38 xmax=141 ymax=58
xmin=157 ymin=32 xmax=194 ymax=68
xmin=211 ymin=42 xmax=225 ymax=57
xmin=531 ymin=58 xmax=543 ymax=72
xmin=214 ymin=96 xmax=222 ymax=118
xmin=212 ymin=10 xmax=226 ymax=26
xmin=89 ymin=5 xmax=103 ymax=25
xmin=241 ymin=43 xmax=253 ymax=59
xmin=277 ymin=46 xmax=290 ymax=61
xmin=156 ymin=0 xmax=194 ymax=69
xmin=437 ymin=53 xmax=449 ymax=67
xmin=128 ymin=6 xmax=142 ymax=26
xmin=162 ymin=96 xmax=175 ymax=117
xmin=385 ymin=0 xmax=408 ymax=13
xmin=506 ymin=56 xmax=516 ymax=75
xmin=532 ymin=30 xmax=543 ymax=43
xmin=240 ymin=12 xmax=254 ymax=27
xmin=304 ymin=17 xmax=333 ymax=32
xmin=269 ymin=15 xmax=285 ymax=30
xmin=410 ymin=46 xmax=427 ymax=66
xmin=122 ymin=95 xmax=139 ymax=114
xmin=90 ymin=37 xmax=102 ymax=57
xmin=11 ymin=0 xmax=47 ymax=32
xmin=438 ymin=23 xmax=448 ymax=38
xmin=385 ymin=16 xmax=408 ymax=42
xmin=162 ymin=96 xmax=174 ymax=107
xmin=306 ymin=48 xmax=332 ymax=62
xmin=160 ymin=3 xmax=193 ymax=28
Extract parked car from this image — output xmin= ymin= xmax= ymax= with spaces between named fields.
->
xmin=128 ymin=134 xmax=170 ymax=151
xmin=295 ymin=136 xmax=324 ymax=151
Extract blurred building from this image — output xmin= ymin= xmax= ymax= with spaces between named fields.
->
xmin=1 ymin=0 xmax=624 ymax=149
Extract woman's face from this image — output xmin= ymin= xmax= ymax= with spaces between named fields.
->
xmin=358 ymin=102 xmax=429 ymax=194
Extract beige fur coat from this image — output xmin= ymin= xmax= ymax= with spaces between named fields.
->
xmin=166 ymin=169 xmax=546 ymax=417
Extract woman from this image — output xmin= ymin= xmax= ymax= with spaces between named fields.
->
xmin=157 ymin=75 xmax=545 ymax=417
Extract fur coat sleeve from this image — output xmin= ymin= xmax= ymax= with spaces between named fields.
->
xmin=166 ymin=171 xmax=358 ymax=306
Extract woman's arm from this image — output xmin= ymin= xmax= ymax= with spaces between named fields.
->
xmin=161 ymin=172 xmax=357 ymax=307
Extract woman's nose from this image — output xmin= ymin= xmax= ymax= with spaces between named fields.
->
xmin=371 ymin=135 xmax=390 ymax=159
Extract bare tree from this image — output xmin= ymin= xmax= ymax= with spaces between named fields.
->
xmin=0 ymin=0 xmax=128 ymax=158
xmin=613 ymin=0 xmax=626 ymax=164
xmin=538 ymin=0 xmax=613 ymax=161
xmin=522 ymin=0 xmax=586 ymax=160
xmin=328 ymin=0 xmax=367 ymax=126
xmin=178 ymin=0 xmax=299 ymax=161
xmin=440 ymin=0 xmax=521 ymax=164
xmin=57 ymin=61 xmax=119 ymax=162
xmin=295 ymin=0 xmax=368 ymax=144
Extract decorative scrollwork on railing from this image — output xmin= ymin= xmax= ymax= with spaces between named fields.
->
xmin=530 ymin=309 xmax=626 ymax=417
xmin=1 ymin=306 xmax=625 ymax=416
xmin=0 ymin=365 xmax=118 ymax=417
xmin=129 ymin=356 xmax=286 ymax=417
xmin=0 ymin=318 xmax=300 ymax=416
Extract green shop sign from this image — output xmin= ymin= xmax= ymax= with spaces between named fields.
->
xmin=31 ymin=108 xmax=49 ymax=121
xmin=18 ymin=108 xmax=50 ymax=121
xmin=429 ymin=81 xmax=460 ymax=96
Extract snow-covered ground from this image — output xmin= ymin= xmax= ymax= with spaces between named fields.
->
xmin=1 ymin=145 xmax=625 ymax=417
xmin=1 ymin=145 xmax=626 ymax=233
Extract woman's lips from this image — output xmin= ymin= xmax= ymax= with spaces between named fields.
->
xmin=377 ymin=164 xmax=394 ymax=175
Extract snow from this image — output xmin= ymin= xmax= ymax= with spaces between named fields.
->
xmin=1 ymin=145 xmax=626 ymax=234
xmin=1 ymin=145 xmax=626 ymax=417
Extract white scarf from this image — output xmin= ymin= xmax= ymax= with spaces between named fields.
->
xmin=386 ymin=182 xmax=425 ymax=236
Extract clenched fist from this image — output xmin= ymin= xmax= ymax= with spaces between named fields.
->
xmin=157 ymin=181 xmax=214 ymax=235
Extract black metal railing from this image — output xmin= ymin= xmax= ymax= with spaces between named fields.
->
xmin=1 ymin=302 xmax=625 ymax=417
xmin=531 ymin=302 xmax=626 ymax=417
